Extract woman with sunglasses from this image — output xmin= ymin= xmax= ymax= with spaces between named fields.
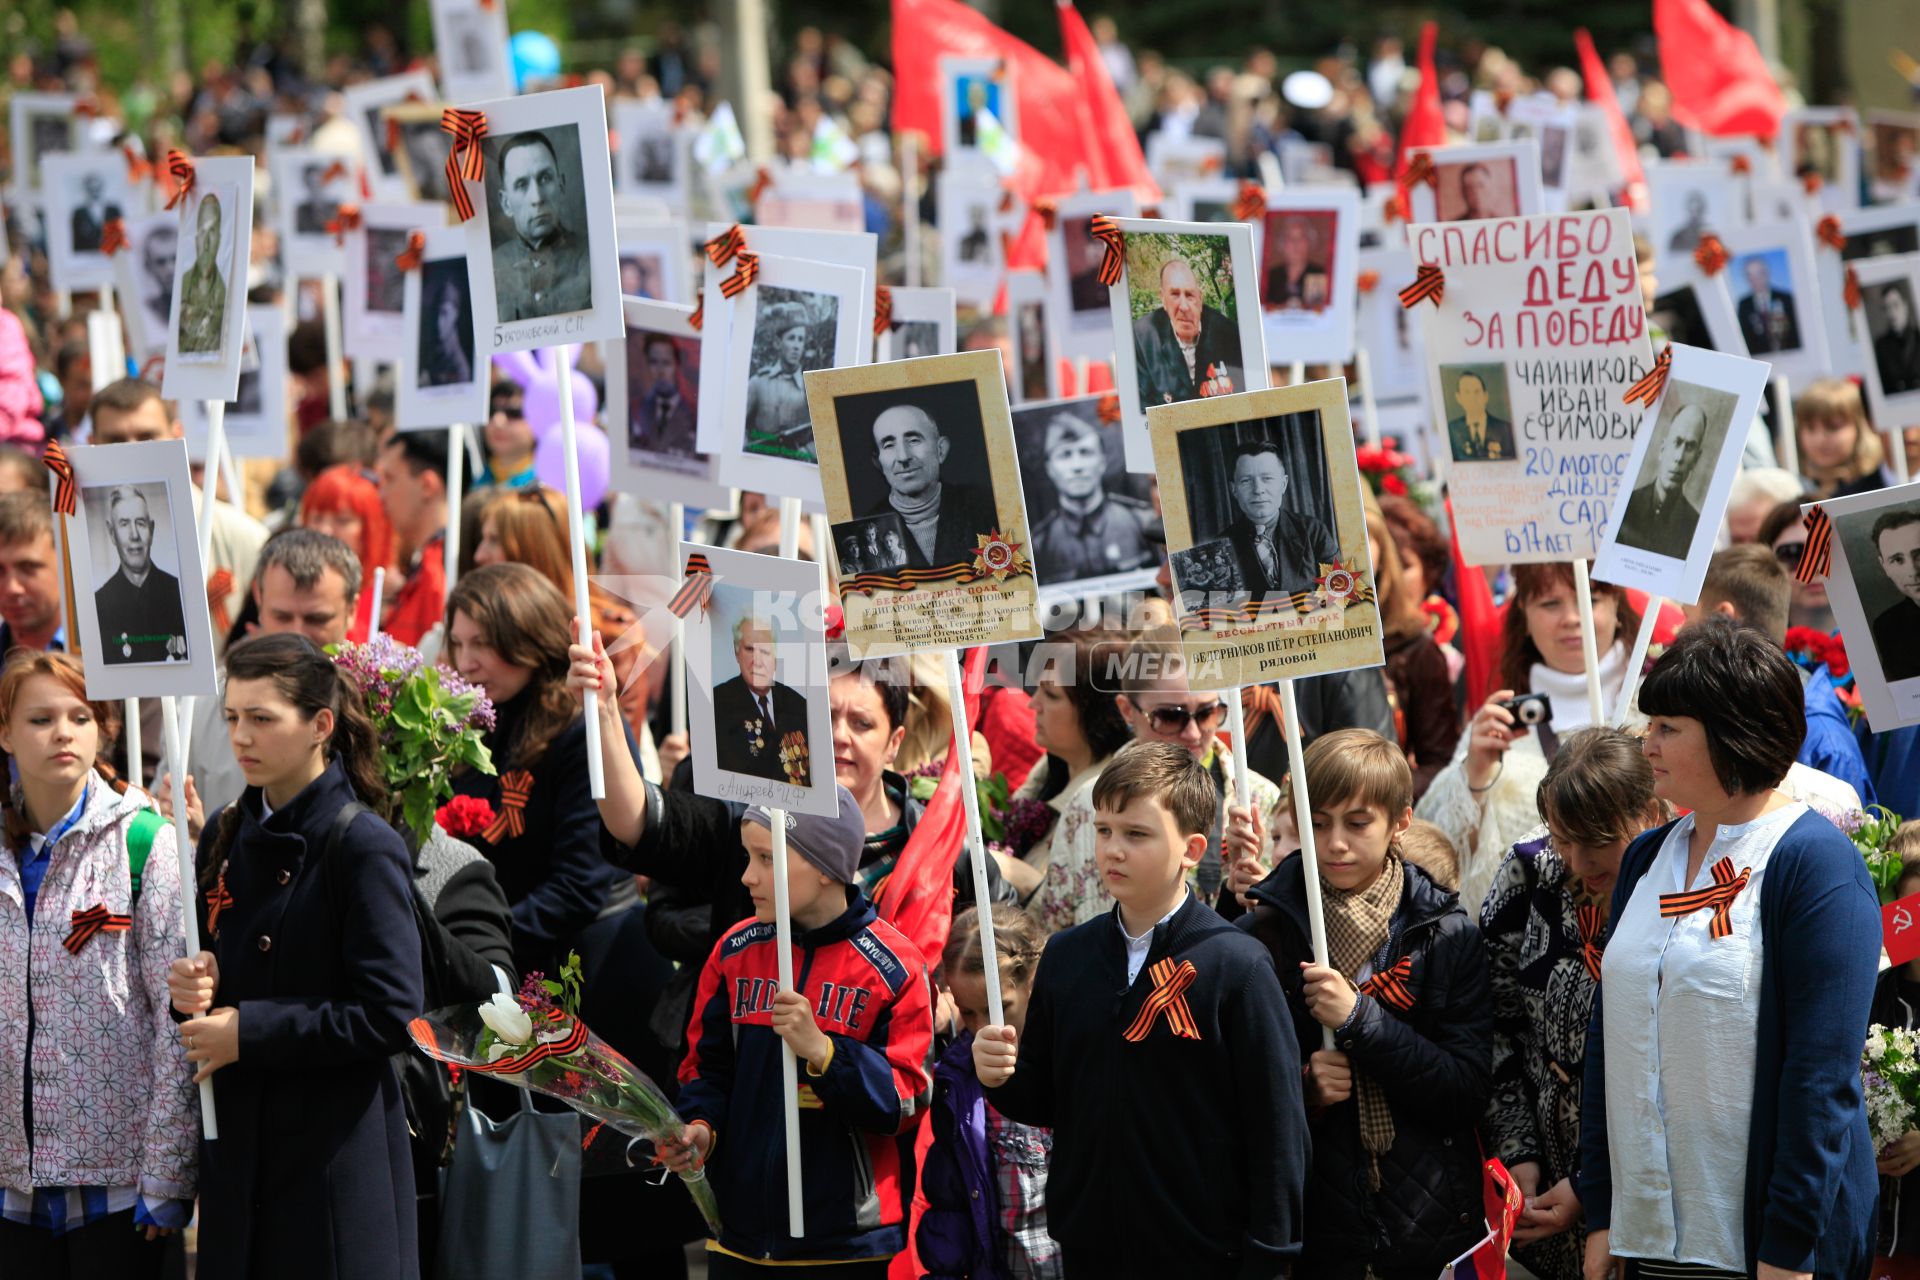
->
xmin=1029 ymin=628 xmax=1279 ymax=934
xmin=1758 ymin=498 xmax=1835 ymax=634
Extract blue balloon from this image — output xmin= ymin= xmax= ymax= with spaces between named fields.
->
xmin=510 ymin=31 xmax=562 ymax=91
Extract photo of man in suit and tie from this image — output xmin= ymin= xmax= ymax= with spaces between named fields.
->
xmin=1441 ymin=364 xmax=1517 ymax=462
xmin=1184 ymin=433 xmax=1340 ymax=608
xmin=67 ymin=170 xmax=123 ymax=254
xmin=627 ymin=330 xmax=699 ymax=462
xmin=1734 ymin=250 xmax=1803 ymax=354
xmin=710 ymin=612 xmax=811 ymax=783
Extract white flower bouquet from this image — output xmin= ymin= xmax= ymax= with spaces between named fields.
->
xmin=1862 ymin=1022 xmax=1920 ymax=1151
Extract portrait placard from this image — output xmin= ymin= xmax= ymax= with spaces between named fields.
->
xmin=612 ymin=99 xmax=690 ymax=211
xmin=344 ymin=202 xmax=446 ymax=359
xmin=877 ymin=287 xmax=957 ymax=363
xmin=1869 ymin=111 xmax=1920 ymax=202
xmin=461 ymin=84 xmax=626 ymax=354
xmin=1105 ymin=217 xmax=1269 ymax=471
xmin=807 ymin=349 xmax=1041 ymax=658
xmin=395 ymin=224 xmax=486 ymax=429
xmin=1780 ymin=106 xmax=1862 ymax=213
xmin=160 ymin=155 xmax=256 ymax=403
xmin=1564 ymin=103 xmax=1625 ymax=207
xmin=937 ymin=169 xmax=1005 ymax=310
xmin=605 ymin=297 xmax=729 ymax=509
xmin=1047 ymin=188 xmax=1140 ymax=361
xmin=1168 ymin=178 xmax=1255 ymax=227
xmin=430 ymin=0 xmax=512 ymax=105
xmin=1643 ymin=158 xmax=1745 ymax=278
xmin=343 ymin=71 xmax=440 ymax=202
xmin=681 ymin=542 xmax=838 ymax=816
xmin=1146 ymin=134 xmax=1227 ymax=190
xmin=1813 ymin=203 xmax=1920 ymax=381
xmin=1851 ymin=253 xmax=1920 ymax=433
xmin=1593 ymin=344 xmax=1772 ymax=603
xmin=180 ymin=306 xmax=290 ymax=461
xmin=1809 ymin=482 xmax=1920 ymax=729
xmin=42 ymin=151 xmax=137 ymax=292
xmin=614 ymin=215 xmax=692 ymax=304
xmin=1717 ymin=220 xmax=1831 ymax=386
xmin=61 ymin=439 xmax=219 ymax=700
xmin=716 ymin=253 xmax=869 ymax=503
xmin=7 ymin=93 xmax=81 ymax=208
xmin=1149 ymin=378 xmax=1383 ymax=688
xmin=1503 ymin=98 xmax=1576 ymax=208
xmin=270 ymin=148 xmax=357 ymax=279
xmin=1404 ymin=141 xmax=1545 ymax=225
xmin=1006 ymin=270 xmax=1059 ymax=404
xmin=939 ymin=57 xmax=1018 ymax=168
xmin=382 ymin=101 xmax=458 ymax=205
xmin=1647 ymin=258 xmax=1746 ymax=357
xmin=1013 ymin=393 xmax=1159 ymax=599
xmin=1409 ymin=206 xmax=1655 ymax=565
xmin=755 ymin=171 xmax=866 ymax=235
xmin=1258 ymin=188 xmax=1362 ymax=364
xmin=114 ymin=212 xmax=181 ymax=368
xmin=1354 ymin=245 xmax=1429 ymax=404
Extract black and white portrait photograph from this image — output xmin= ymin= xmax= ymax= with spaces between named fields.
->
xmin=62 ymin=439 xmax=220 ymax=701
xmin=385 ymin=104 xmax=456 ymax=205
xmin=1595 ymin=345 xmax=1772 ymax=601
xmin=396 ymin=224 xmax=488 ymax=429
xmin=345 ymin=202 xmax=443 ymax=360
xmin=683 ymin=542 xmax=837 ymax=814
xmin=1013 ymin=394 xmax=1159 ymax=595
xmin=1815 ymin=205 xmax=1920 ymax=383
xmin=1106 ymin=218 xmax=1268 ymax=471
xmin=876 ymin=286 xmax=956 ymax=363
xmin=431 ymin=0 xmax=511 ymax=104
xmin=8 ymin=94 xmax=79 ymax=204
xmin=41 ymin=152 xmax=134 ymax=292
xmin=1408 ymin=140 xmax=1545 ymax=225
xmin=272 ymin=148 xmax=356 ymax=278
xmin=1007 ymin=269 xmax=1057 ymax=404
xmin=1438 ymin=362 xmax=1517 ymax=463
xmin=463 ymin=86 xmax=624 ymax=354
xmin=1781 ymin=106 xmax=1862 ymax=213
xmin=605 ymin=298 xmax=727 ymax=506
xmin=809 ymin=350 xmax=1040 ymax=657
xmin=1147 ymin=378 xmax=1382 ymax=686
xmin=1852 ymin=255 xmax=1920 ymax=433
xmin=112 ymin=213 xmax=179 ymax=363
xmin=613 ymin=99 xmax=688 ymax=209
xmin=1813 ymin=483 xmax=1920 ymax=729
xmin=1047 ymin=188 xmax=1139 ymax=360
xmin=617 ymin=216 xmax=692 ymax=304
xmin=832 ymin=514 xmax=912 ymax=580
xmin=342 ymin=70 xmax=440 ymax=201
xmin=1720 ymin=222 xmax=1830 ymax=384
xmin=937 ymin=169 xmax=1005 ymax=311
xmin=1644 ymin=159 xmax=1743 ymax=272
xmin=1509 ymin=101 xmax=1573 ymax=198
xmin=162 ymin=156 xmax=254 ymax=403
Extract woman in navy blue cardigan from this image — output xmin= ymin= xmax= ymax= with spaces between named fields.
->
xmin=1579 ymin=618 xmax=1880 ymax=1280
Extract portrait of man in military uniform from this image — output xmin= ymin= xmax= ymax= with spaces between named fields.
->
xmin=89 ymin=484 xmax=189 ymax=665
xmin=1023 ymin=407 xmax=1157 ymax=587
xmin=743 ymin=290 xmax=836 ymax=462
xmin=176 ymin=188 xmax=232 ymax=361
xmin=486 ymin=129 xmax=593 ymax=322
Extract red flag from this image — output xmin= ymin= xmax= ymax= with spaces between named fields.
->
xmin=1395 ymin=22 xmax=1446 ymax=177
xmin=1057 ymin=1 xmax=1158 ymax=203
xmin=874 ymin=646 xmax=988 ymax=967
xmin=1654 ymin=0 xmax=1786 ymax=138
xmin=1573 ymin=28 xmax=1647 ymax=191
xmin=1886 ymin=890 xmax=1920 ymax=967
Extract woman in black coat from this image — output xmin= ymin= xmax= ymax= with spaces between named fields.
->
xmin=168 ymin=632 xmax=422 ymax=1280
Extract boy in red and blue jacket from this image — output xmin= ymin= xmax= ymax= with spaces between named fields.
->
xmin=659 ymin=786 xmax=935 ymax=1277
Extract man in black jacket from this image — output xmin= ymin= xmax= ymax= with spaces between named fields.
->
xmin=1212 ymin=442 xmax=1341 ymax=607
xmin=711 ymin=615 xmax=810 ymax=782
xmin=861 ymin=403 xmax=1000 ymax=570
xmin=1132 ymin=256 xmax=1244 ymax=408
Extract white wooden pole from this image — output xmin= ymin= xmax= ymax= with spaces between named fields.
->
xmin=161 ymin=696 xmax=219 ymax=1139
xmin=180 ymin=400 xmax=227 ymax=768
xmin=669 ymin=501 xmax=688 ymax=741
xmin=1289 ymin=360 xmax=1307 ymax=386
xmin=1278 ymin=677 xmax=1335 ymax=1051
xmin=1354 ymin=348 xmax=1382 ymax=449
xmin=1571 ymin=558 xmax=1606 ymax=726
xmin=444 ymin=424 xmax=466 ymax=603
xmin=367 ymin=567 xmax=386 ymax=641
xmin=1612 ymin=596 xmax=1663 ymax=728
xmin=1225 ymin=685 xmax=1253 ymax=810
xmin=123 ymin=698 xmax=142 ymax=791
xmin=319 ymin=275 xmax=348 ymax=422
xmin=771 ymin=495 xmax=804 ymax=1238
xmin=553 ymin=347 xmax=605 ymax=800
xmin=942 ymin=648 xmax=1003 ymax=1026
xmin=1773 ymin=373 xmax=1799 ymax=476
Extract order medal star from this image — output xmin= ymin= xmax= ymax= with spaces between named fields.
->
xmin=972 ymin=530 xmax=1032 ymax=583
xmin=1313 ymin=560 xmax=1370 ymax=610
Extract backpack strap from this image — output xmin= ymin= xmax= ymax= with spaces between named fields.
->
xmin=126 ymin=809 xmax=167 ymax=903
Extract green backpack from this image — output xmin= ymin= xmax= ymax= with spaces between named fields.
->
xmin=126 ymin=809 xmax=167 ymax=904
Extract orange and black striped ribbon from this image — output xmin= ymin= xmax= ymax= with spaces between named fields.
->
xmin=1577 ymin=904 xmax=1605 ymax=981
xmin=462 ymin=1014 xmax=590 ymax=1075
xmin=1844 ymin=266 xmax=1863 ymax=312
xmin=43 ymin=441 xmax=76 ymax=517
xmin=1358 ymin=955 xmax=1415 ymax=1013
xmin=1399 ymin=151 xmax=1437 ymax=191
xmin=123 ymin=145 xmax=152 ymax=185
xmin=1122 ymin=957 xmax=1201 ymax=1041
xmin=1795 ymin=504 xmax=1833 ymax=583
xmin=668 ymin=553 xmax=714 ymax=618
xmin=207 ymin=568 xmax=235 ymax=634
xmin=1621 ymin=347 xmax=1673 ymax=407
xmin=1815 ymin=214 xmax=1847 ymax=253
xmin=1691 ymin=233 xmax=1730 ymax=277
xmin=481 ymin=770 xmax=535 ymax=843
xmin=842 ymin=561 xmax=984 ymax=594
xmin=1381 ymin=191 xmax=1409 ymax=225
xmin=206 ymin=866 xmax=233 ymax=935
xmin=718 ymin=251 xmax=760 ymax=300
xmin=873 ymin=284 xmax=893 ymax=338
xmin=1397 ymin=263 xmax=1444 ymax=309
xmin=687 ymin=295 xmax=704 ymax=331
xmin=705 ymin=224 xmax=746 ymax=267
xmin=394 ymin=230 xmax=426 ymax=272
xmin=441 ymin=108 xmax=488 ymax=222
xmin=99 ymin=217 xmax=129 ymax=257
xmin=1231 ymin=181 xmax=1266 ymax=224
xmin=163 ymin=150 xmax=196 ymax=211
xmin=326 ymin=203 xmax=363 ymax=246
xmin=1096 ymin=394 xmax=1122 ymax=425
xmin=64 ymin=904 xmax=132 ymax=955
xmin=1657 ymin=856 xmax=1751 ymax=939
xmin=1089 ymin=214 xmax=1125 ymax=287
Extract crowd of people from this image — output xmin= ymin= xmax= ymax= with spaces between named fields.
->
xmin=0 ymin=11 xmax=1919 ymax=1280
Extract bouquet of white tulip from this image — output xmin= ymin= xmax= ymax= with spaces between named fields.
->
xmin=409 ymin=957 xmax=722 ymax=1234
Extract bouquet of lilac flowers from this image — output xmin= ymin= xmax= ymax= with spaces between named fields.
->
xmin=333 ymin=634 xmax=497 ymax=842
xmin=1812 ymin=803 xmax=1909 ymax=903
xmin=1863 ymin=1023 xmax=1920 ymax=1150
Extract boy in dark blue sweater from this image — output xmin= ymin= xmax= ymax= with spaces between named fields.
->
xmin=973 ymin=741 xmax=1308 ymax=1278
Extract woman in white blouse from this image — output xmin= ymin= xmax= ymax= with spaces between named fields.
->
xmin=1578 ymin=617 xmax=1881 ymax=1280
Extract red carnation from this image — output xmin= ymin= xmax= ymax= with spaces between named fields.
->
xmin=437 ymin=795 xmax=497 ymax=839
xmin=1825 ymin=634 xmax=1851 ymax=678
xmin=1382 ymin=473 xmax=1408 ymax=496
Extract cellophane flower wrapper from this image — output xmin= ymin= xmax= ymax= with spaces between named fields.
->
xmin=409 ymin=1000 xmax=723 ymax=1234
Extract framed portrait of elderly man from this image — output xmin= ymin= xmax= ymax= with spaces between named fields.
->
xmin=1594 ymin=344 xmax=1772 ymax=602
xmin=462 ymin=84 xmax=626 ymax=355
xmin=393 ymin=224 xmax=487 ymax=429
xmin=431 ymin=0 xmax=512 ymax=105
xmin=1006 ymin=270 xmax=1060 ymax=405
xmin=1105 ymin=217 xmax=1269 ymax=472
xmin=605 ymin=296 xmax=729 ymax=509
xmin=1048 ymin=188 xmax=1140 ymax=361
xmin=1718 ymin=221 xmax=1831 ymax=387
xmin=344 ymin=202 xmax=446 ymax=359
xmin=7 ymin=93 xmax=81 ymax=208
xmin=613 ymin=98 xmax=690 ymax=211
xmin=41 ymin=151 xmax=137 ymax=293
xmin=61 ymin=439 xmax=219 ymax=700
xmin=1259 ymin=188 xmax=1362 ymax=365
xmin=1809 ymin=482 xmax=1920 ymax=729
xmin=160 ymin=155 xmax=255 ymax=404
xmin=270 ymin=148 xmax=357 ymax=279
xmin=681 ymin=541 xmax=839 ymax=815
xmin=716 ymin=253 xmax=869 ymax=502
xmin=1012 ymin=393 xmax=1159 ymax=598
xmin=1779 ymin=106 xmax=1862 ymax=214
xmin=877 ymin=287 xmax=957 ymax=363
xmin=1405 ymin=140 xmax=1545 ymax=225
xmin=808 ymin=349 xmax=1042 ymax=658
xmin=1150 ymin=378 xmax=1382 ymax=688
xmin=1643 ymin=158 xmax=1745 ymax=279
xmin=1851 ymin=254 xmax=1920 ymax=436
xmin=343 ymin=71 xmax=440 ymax=202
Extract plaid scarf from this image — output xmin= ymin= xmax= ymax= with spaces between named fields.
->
xmin=1321 ymin=851 xmax=1405 ymax=1190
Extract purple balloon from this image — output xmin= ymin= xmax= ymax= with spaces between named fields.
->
xmin=491 ymin=346 xmax=599 ymax=446
xmin=535 ymin=419 xmax=611 ymax=511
